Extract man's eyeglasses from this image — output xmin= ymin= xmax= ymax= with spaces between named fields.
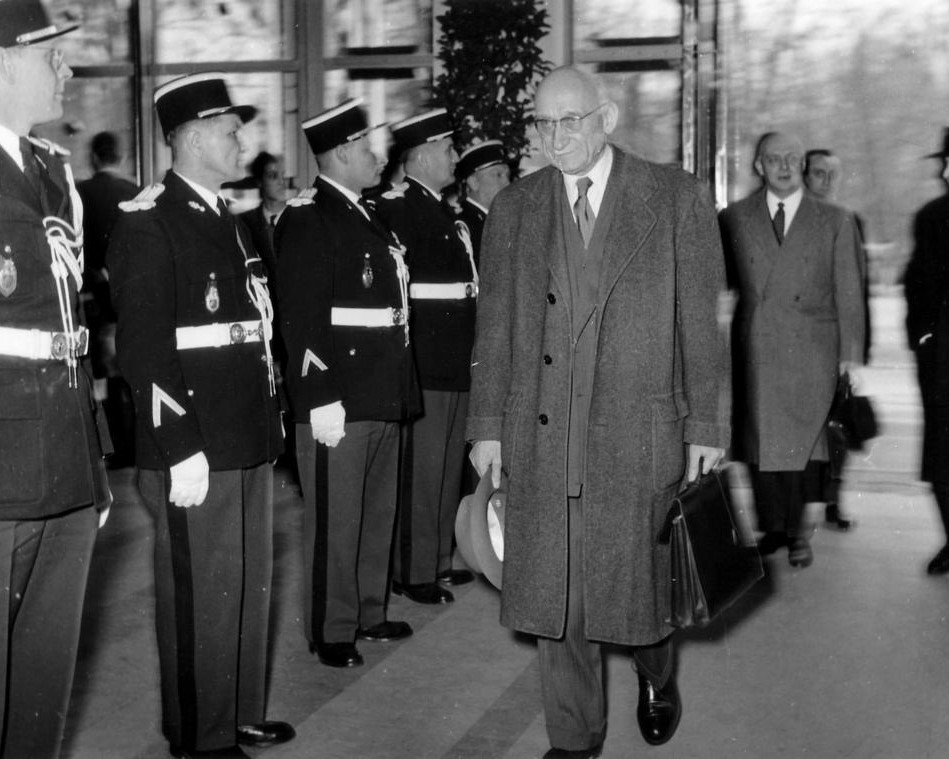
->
xmin=532 ymin=103 xmax=608 ymax=137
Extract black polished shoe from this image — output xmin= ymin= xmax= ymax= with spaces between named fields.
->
xmin=437 ymin=568 xmax=474 ymax=586
xmin=392 ymin=580 xmax=454 ymax=604
xmin=236 ymin=721 xmax=295 ymax=746
xmin=756 ymin=531 xmax=788 ymax=556
xmin=788 ymin=536 xmax=814 ymax=567
xmin=927 ymin=545 xmax=949 ymax=575
xmin=825 ymin=502 xmax=855 ymax=530
xmin=356 ymin=620 xmax=413 ymax=641
xmin=170 ymin=746 xmax=249 ymax=758
xmin=309 ymin=641 xmax=364 ymax=668
xmin=636 ymin=675 xmax=681 ymax=746
xmin=542 ymin=745 xmax=602 ymax=758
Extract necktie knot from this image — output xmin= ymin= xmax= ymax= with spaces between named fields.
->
xmin=577 ymin=176 xmax=592 ymax=199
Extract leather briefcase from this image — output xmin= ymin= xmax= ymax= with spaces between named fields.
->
xmin=830 ymin=373 xmax=878 ymax=449
xmin=659 ymin=468 xmax=763 ymax=628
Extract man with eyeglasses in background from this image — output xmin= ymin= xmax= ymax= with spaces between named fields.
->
xmin=467 ymin=65 xmax=729 ymax=758
xmin=720 ymin=132 xmax=865 ymax=569
xmin=0 ymin=2 xmax=112 ymax=756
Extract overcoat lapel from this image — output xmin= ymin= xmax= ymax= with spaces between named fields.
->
xmin=746 ymin=190 xmax=782 ymax=300
xmin=529 ymin=169 xmax=570 ymax=302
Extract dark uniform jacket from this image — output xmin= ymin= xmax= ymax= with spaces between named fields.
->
xmin=274 ymin=177 xmax=420 ymax=423
xmin=0 ymin=139 xmax=108 ymax=518
xmin=375 ymin=177 xmax=477 ymax=392
xmin=108 ymin=170 xmax=282 ymax=471
xmin=237 ymin=204 xmax=278 ymax=282
xmin=457 ymin=198 xmax=487 ymax=266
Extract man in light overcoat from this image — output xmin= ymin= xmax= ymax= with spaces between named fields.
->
xmin=467 ymin=66 xmax=729 ymax=758
xmin=720 ymin=131 xmax=865 ymax=569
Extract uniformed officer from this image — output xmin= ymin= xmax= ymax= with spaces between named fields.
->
xmin=375 ymin=109 xmax=478 ymax=604
xmin=0 ymin=4 xmax=111 ymax=756
xmin=108 ymin=74 xmax=293 ymax=759
xmin=274 ymin=99 xmax=420 ymax=668
xmin=455 ymin=139 xmax=511 ymax=262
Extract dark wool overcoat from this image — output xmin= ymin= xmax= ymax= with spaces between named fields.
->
xmin=466 ymin=148 xmax=730 ymax=645
xmin=719 ymin=190 xmax=865 ymax=471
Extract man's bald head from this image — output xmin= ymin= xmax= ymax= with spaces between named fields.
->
xmin=754 ymin=131 xmax=805 ymax=198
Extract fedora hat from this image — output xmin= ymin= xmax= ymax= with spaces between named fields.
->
xmin=925 ymin=127 xmax=949 ymax=159
xmin=153 ymin=73 xmax=257 ymax=139
xmin=455 ymin=470 xmax=506 ymax=590
xmin=0 ymin=0 xmax=78 ymax=47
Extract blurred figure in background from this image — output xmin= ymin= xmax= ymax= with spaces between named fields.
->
xmin=237 ymin=150 xmax=286 ymax=279
xmin=78 ymin=130 xmax=139 ymax=467
xmin=455 ymin=139 xmax=511 ymax=262
xmin=904 ymin=128 xmax=949 ymax=576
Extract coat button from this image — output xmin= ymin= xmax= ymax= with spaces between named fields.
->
xmin=543 ymin=354 xmax=552 ymax=364
xmin=547 ymin=293 xmax=556 ymax=304
xmin=538 ymin=414 xmax=548 ymax=425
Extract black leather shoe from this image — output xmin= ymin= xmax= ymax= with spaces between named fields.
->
xmin=927 ymin=545 xmax=949 ymax=575
xmin=825 ymin=502 xmax=855 ymax=530
xmin=788 ymin=536 xmax=814 ymax=568
xmin=636 ymin=675 xmax=681 ymax=746
xmin=309 ymin=641 xmax=364 ymax=668
xmin=437 ymin=568 xmax=474 ymax=586
xmin=357 ymin=620 xmax=413 ymax=641
xmin=542 ymin=745 xmax=602 ymax=758
xmin=392 ymin=580 xmax=454 ymax=604
xmin=756 ymin=531 xmax=787 ymax=556
xmin=236 ymin=721 xmax=295 ymax=746
xmin=170 ymin=746 xmax=249 ymax=758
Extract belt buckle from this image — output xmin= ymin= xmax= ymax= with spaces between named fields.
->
xmin=229 ymin=322 xmax=247 ymax=344
xmin=465 ymin=283 xmax=475 ymax=298
xmin=392 ymin=308 xmax=404 ymax=326
xmin=50 ymin=332 xmax=68 ymax=360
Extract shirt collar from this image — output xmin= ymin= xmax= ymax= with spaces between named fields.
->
xmin=405 ymin=174 xmax=444 ymax=202
xmin=0 ymin=123 xmax=25 ymax=172
xmin=766 ymin=187 xmax=803 ymax=218
xmin=561 ymin=144 xmax=613 ymax=217
xmin=174 ymin=170 xmax=225 ymax=214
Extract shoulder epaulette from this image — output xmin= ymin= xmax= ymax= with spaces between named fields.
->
xmin=26 ymin=135 xmax=70 ymax=157
xmin=380 ymin=181 xmax=409 ymax=200
xmin=286 ymin=187 xmax=318 ymax=207
xmin=119 ymin=183 xmax=165 ymax=212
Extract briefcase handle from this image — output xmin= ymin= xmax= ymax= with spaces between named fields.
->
xmin=657 ymin=457 xmax=711 ymax=546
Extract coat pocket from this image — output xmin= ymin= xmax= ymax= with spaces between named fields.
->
xmin=0 ymin=368 xmax=44 ymax=503
xmin=651 ymin=394 xmax=687 ymax=491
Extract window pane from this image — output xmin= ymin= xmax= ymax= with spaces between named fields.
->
xmin=575 ymin=0 xmax=681 ymax=45
xmin=44 ymin=0 xmax=131 ymax=64
xmin=601 ymin=70 xmax=681 ymax=166
xmin=154 ymin=0 xmax=293 ymax=62
xmin=33 ymin=78 xmax=136 ymax=183
xmin=325 ymin=0 xmax=432 ymax=57
xmin=152 ymin=73 xmax=298 ymax=184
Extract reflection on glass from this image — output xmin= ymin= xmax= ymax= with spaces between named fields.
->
xmin=599 ymin=71 xmax=680 ymax=166
xmin=323 ymin=70 xmax=432 ymax=156
xmin=575 ymin=0 xmax=680 ymax=44
xmin=324 ymin=0 xmax=432 ymax=57
xmin=155 ymin=0 xmax=291 ymax=62
xmin=33 ymin=78 xmax=135 ymax=182
xmin=152 ymin=73 xmax=298 ymax=184
xmin=45 ymin=0 xmax=131 ymax=64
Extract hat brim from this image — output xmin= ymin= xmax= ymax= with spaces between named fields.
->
xmin=196 ymin=104 xmax=258 ymax=125
xmin=15 ymin=23 xmax=78 ymax=46
xmin=459 ymin=470 xmax=506 ymax=590
xmin=924 ymin=151 xmax=949 ymax=159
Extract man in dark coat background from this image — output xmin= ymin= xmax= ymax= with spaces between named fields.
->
xmin=455 ymin=139 xmax=510 ymax=262
xmin=467 ymin=66 xmax=729 ymax=758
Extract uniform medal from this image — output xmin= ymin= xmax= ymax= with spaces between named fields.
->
xmin=361 ymin=253 xmax=373 ymax=289
xmin=204 ymin=272 xmax=220 ymax=313
xmin=0 ymin=245 xmax=16 ymax=297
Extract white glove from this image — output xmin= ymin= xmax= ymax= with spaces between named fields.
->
xmin=470 ymin=440 xmax=502 ymax=488
xmin=310 ymin=401 xmax=346 ymax=447
xmin=169 ymin=451 xmax=210 ymax=507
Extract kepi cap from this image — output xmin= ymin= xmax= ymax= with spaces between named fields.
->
xmin=454 ymin=470 xmax=506 ymax=590
xmin=390 ymin=108 xmax=454 ymax=154
xmin=456 ymin=140 xmax=506 ymax=181
xmin=0 ymin=0 xmax=78 ymax=47
xmin=154 ymin=73 xmax=257 ymax=139
xmin=925 ymin=127 xmax=949 ymax=159
xmin=302 ymin=98 xmax=383 ymax=156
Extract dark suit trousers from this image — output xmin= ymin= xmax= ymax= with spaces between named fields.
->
xmin=0 ymin=504 xmax=98 ymax=759
xmin=296 ymin=420 xmax=399 ymax=644
xmin=536 ymin=497 xmax=673 ymax=751
xmin=139 ymin=464 xmax=273 ymax=753
xmin=750 ymin=461 xmax=820 ymax=535
xmin=395 ymin=389 xmax=468 ymax=583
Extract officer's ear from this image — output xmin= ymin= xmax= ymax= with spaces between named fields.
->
xmin=0 ymin=48 xmax=17 ymax=85
xmin=334 ymin=142 xmax=351 ymax=166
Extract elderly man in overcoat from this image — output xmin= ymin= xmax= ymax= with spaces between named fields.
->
xmin=720 ymin=132 xmax=865 ymax=569
xmin=467 ymin=66 xmax=729 ymax=758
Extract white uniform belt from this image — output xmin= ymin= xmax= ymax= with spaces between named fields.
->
xmin=0 ymin=326 xmax=89 ymax=360
xmin=176 ymin=320 xmax=262 ymax=349
xmin=409 ymin=282 xmax=477 ymax=300
xmin=330 ymin=306 xmax=405 ymax=327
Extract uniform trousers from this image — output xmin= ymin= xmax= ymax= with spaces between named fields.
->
xmin=537 ymin=497 xmax=673 ymax=752
xmin=395 ymin=389 xmax=468 ymax=584
xmin=0 ymin=504 xmax=98 ymax=759
xmin=296 ymin=420 xmax=400 ymax=644
xmin=749 ymin=461 xmax=821 ymax=536
xmin=138 ymin=464 xmax=273 ymax=753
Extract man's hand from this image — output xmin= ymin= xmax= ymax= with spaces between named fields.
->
xmin=169 ymin=451 xmax=210 ymax=508
xmin=310 ymin=401 xmax=346 ymax=447
xmin=686 ymin=444 xmax=725 ymax=482
xmin=470 ymin=440 xmax=502 ymax=489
